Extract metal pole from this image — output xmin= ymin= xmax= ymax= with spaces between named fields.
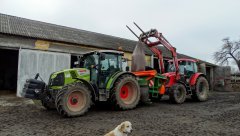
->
xmin=132 ymin=22 xmax=152 ymax=43
xmin=133 ymin=22 xmax=145 ymax=33
xmin=126 ymin=25 xmax=140 ymax=40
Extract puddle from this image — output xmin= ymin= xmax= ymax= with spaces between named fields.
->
xmin=0 ymin=95 xmax=34 ymax=107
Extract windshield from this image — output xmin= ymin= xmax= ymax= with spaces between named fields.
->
xmin=80 ymin=54 xmax=99 ymax=68
xmin=100 ymin=54 xmax=122 ymax=71
xmin=167 ymin=61 xmax=197 ymax=74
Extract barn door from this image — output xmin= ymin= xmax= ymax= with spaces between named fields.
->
xmin=199 ymin=63 xmax=206 ymax=75
xmin=17 ymin=49 xmax=70 ymax=97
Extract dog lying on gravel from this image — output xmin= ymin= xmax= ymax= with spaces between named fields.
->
xmin=104 ymin=121 xmax=133 ymax=136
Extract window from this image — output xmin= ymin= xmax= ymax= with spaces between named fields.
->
xmin=100 ymin=54 xmax=120 ymax=71
xmin=81 ymin=54 xmax=99 ymax=69
xmin=167 ymin=61 xmax=197 ymax=74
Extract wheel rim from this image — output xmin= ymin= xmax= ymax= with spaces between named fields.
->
xmin=120 ymin=85 xmax=129 ymax=99
xmin=120 ymin=82 xmax=137 ymax=105
xmin=67 ymin=91 xmax=86 ymax=112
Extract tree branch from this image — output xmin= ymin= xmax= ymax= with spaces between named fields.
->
xmin=232 ymin=42 xmax=240 ymax=55
xmin=220 ymin=56 xmax=231 ymax=65
xmin=214 ymin=37 xmax=240 ymax=68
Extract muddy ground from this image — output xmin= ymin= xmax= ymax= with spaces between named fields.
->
xmin=0 ymin=91 xmax=240 ymax=136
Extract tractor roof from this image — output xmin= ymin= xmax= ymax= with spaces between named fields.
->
xmin=83 ymin=50 xmax=124 ymax=56
xmin=168 ymin=58 xmax=198 ymax=63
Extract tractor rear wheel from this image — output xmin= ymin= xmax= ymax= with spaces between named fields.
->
xmin=55 ymin=82 xmax=91 ymax=117
xmin=192 ymin=76 xmax=209 ymax=102
xmin=169 ymin=83 xmax=186 ymax=104
xmin=112 ymin=75 xmax=140 ymax=110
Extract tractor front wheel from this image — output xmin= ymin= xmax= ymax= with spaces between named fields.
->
xmin=112 ymin=75 xmax=140 ymax=110
xmin=192 ymin=76 xmax=209 ymax=102
xmin=169 ymin=83 xmax=186 ymax=104
xmin=55 ymin=82 xmax=91 ymax=117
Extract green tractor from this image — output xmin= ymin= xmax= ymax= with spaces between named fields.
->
xmin=23 ymin=50 xmax=165 ymax=117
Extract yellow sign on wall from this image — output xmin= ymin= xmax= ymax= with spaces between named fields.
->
xmin=35 ymin=40 xmax=50 ymax=50
xmin=124 ymin=52 xmax=151 ymax=66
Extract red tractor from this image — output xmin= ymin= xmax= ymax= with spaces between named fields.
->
xmin=127 ymin=23 xmax=209 ymax=104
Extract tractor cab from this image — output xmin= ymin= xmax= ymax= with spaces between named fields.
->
xmin=167 ymin=59 xmax=198 ymax=78
xmin=179 ymin=59 xmax=198 ymax=78
xmin=79 ymin=50 xmax=124 ymax=89
xmin=165 ymin=58 xmax=201 ymax=89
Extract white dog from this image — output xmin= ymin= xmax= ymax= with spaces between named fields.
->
xmin=104 ymin=121 xmax=133 ymax=136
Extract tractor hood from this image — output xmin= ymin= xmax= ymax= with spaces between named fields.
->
xmin=162 ymin=72 xmax=177 ymax=88
xmin=49 ymin=68 xmax=90 ymax=89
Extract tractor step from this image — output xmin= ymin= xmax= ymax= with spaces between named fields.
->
xmin=186 ymin=85 xmax=192 ymax=95
xmin=99 ymin=89 xmax=107 ymax=101
xmin=187 ymin=90 xmax=192 ymax=95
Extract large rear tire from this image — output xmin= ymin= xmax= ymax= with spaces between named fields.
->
xmin=55 ymin=82 xmax=91 ymax=117
xmin=169 ymin=83 xmax=186 ymax=104
xmin=192 ymin=76 xmax=209 ymax=102
xmin=112 ymin=75 xmax=140 ymax=110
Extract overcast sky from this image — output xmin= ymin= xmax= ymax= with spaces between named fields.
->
xmin=1 ymin=0 xmax=240 ymax=64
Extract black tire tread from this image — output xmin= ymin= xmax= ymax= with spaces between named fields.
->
xmin=169 ymin=83 xmax=186 ymax=104
xmin=55 ymin=82 xmax=92 ymax=117
xmin=111 ymin=74 xmax=140 ymax=110
xmin=192 ymin=76 xmax=209 ymax=102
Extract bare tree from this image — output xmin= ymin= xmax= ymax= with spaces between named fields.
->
xmin=214 ymin=38 xmax=240 ymax=71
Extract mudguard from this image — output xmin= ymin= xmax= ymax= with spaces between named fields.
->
xmin=189 ymin=73 xmax=206 ymax=86
xmin=75 ymin=78 xmax=97 ymax=101
xmin=163 ymin=72 xmax=177 ymax=88
xmin=106 ymin=71 xmax=136 ymax=92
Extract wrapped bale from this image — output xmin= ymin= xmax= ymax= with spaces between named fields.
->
xmin=131 ymin=41 xmax=146 ymax=72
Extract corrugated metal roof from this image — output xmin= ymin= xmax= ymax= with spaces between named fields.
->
xmin=0 ymin=13 xmax=216 ymax=66
xmin=0 ymin=13 xmax=152 ymax=54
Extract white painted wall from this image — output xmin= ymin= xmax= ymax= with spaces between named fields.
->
xmin=17 ymin=49 xmax=70 ymax=97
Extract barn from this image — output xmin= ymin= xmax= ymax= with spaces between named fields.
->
xmin=0 ymin=13 xmax=217 ymax=96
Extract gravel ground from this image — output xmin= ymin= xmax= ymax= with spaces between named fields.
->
xmin=0 ymin=91 xmax=240 ymax=136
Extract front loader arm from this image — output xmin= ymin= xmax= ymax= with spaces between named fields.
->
xmin=139 ymin=29 xmax=179 ymax=79
xmin=126 ymin=23 xmax=180 ymax=79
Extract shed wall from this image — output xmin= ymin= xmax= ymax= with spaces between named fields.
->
xmin=17 ymin=49 xmax=70 ymax=97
